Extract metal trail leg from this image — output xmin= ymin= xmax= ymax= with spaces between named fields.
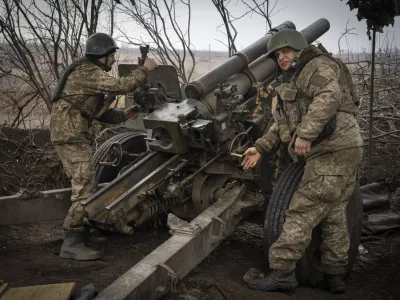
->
xmin=95 ymin=184 xmax=248 ymax=300
xmin=0 ymin=183 xmax=108 ymax=225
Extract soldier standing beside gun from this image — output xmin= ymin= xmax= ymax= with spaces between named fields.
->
xmin=50 ymin=32 xmax=157 ymax=261
xmin=241 ymin=29 xmax=364 ymax=293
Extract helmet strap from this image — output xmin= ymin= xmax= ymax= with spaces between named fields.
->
xmin=290 ymin=48 xmax=305 ymax=70
xmin=86 ymin=53 xmax=113 ymax=72
xmin=103 ymin=56 xmax=112 ymax=72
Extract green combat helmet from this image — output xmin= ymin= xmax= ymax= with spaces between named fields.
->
xmin=266 ymin=29 xmax=309 ymax=58
xmin=85 ymin=32 xmax=120 ymax=57
xmin=85 ymin=32 xmax=120 ymax=72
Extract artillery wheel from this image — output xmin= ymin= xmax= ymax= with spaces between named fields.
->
xmin=93 ymin=132 xmax=147 ymax=183
xmin=263 ymin=161 xmax=362 ymax=287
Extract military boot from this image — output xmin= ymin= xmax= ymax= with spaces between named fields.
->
xmin=248 ymin=269 xmax=298 ymax=292
xmin=324 ymin=274 xmax=346 ymax=293
xmin=83 ymin=227 xmax=106 ymax=248
xmin=60 ymin=231 xmax=103 ymax=261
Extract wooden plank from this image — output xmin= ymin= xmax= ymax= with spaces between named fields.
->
xmin=0 ymin=282 xmax=8 ymax=298
xmin=0 ymin=282 xmax=75 ymax=300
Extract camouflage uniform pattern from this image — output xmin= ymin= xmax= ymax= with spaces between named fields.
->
xmin=255 ymin=46 xmax=364 ymax=158
xmin=50 ymin=58 xmax=148 ymax=145
xmin=255 ymin=83 xmax=291 ymax=180
xmin=254 ymin=82 xmax=281 ymax=154
xmin=50 ymin=58 xmax=148 ymax=231
xmin=55 ymin=143 xmax=97 ymax=231
xmin=269 ymin=147 xmax=363 ymax=274
xmin=254 ymin=46 xmax=364 ymax=274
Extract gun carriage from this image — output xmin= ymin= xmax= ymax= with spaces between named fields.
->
xmin=0 ymin=18 xmax=363 ymax=300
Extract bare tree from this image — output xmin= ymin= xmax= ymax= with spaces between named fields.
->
xmin=212 ymin=0 xmax=281 ymax=57
xmin=0 ymin=81 xmax=41 ymax=128
xmin=240 ymin=0 xmax=280 ymax=32
xmin=211 ymin=0 xmax=238 ymax=57
xmin=337 ymin=21 xmax=357 ymax=58
xmin=0 ymin=0 xmax=107 ymax=116
xmin=116 ymin=0 xmax=196 ymax=84
xmin=338 ymin=30 xmax=400 ymax=181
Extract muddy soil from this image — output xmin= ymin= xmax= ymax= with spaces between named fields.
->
xmin=0 ymin=220 xmax=170 ymax=292
xmin=1 ymin=127 xmax=400 ymax=300
xmin=1 ymin=214 xmax=400 ymax=300
xmin=165 ymin=219 xmax=400 ymax=300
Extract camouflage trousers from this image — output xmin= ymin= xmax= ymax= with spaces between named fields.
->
xmin=54 ymin=143 xmax=97 ymax=231
xmin=269 ymin=147 xmax=363 ymax=275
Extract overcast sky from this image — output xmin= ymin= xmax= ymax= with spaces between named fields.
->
xmin=130 ymin=0 xmax=400 ymax=54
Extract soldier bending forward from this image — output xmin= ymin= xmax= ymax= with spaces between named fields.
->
xmin=241 ymin=29 xmax=364 ymax=293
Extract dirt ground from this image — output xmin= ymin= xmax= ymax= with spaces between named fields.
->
xmin=1 ymin=214 xmax=400 ymax=300
xmin=1 ymin=127 xmax=400 ymax=300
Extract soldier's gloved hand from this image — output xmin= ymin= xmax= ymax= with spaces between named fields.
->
xmin=241 ymin=147 xmax=262 ymax=170
xmin=294 ymin=136 xmax=311 ymax=156
xmin=143 ymin=58 xmax=158 ymax=71
xmin=124 ymin=105 xmax=140 ymax=120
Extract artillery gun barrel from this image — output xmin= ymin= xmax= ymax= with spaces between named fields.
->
xmin=185 ymin=18 xmax=330 ymax=109
xmin=184 ymin=20 xmax=296 ymax=100
xmin=226 ymin=18 xmax=331 ymax=97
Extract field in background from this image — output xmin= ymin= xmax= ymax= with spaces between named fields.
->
xmin=0 ymin=46 xmax=231 ymax=129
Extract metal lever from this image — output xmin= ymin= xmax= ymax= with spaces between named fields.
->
xmin=138 ymin=44 xmax=150 ymax=67
xmin=99 ymin=142 xmax=143 ymax=167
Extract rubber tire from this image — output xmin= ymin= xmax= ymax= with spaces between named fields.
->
xmin=93 ymin=132 xmax=147 ymax=183
xmin=263 ymin=161 xmax=363 ymax=287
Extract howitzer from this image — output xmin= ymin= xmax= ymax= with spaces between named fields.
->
xmin=0 ymin=18 xmax=363 ymax=300
xmin=83 ymin=18 xmax=331 ymax=234
xmin=84 ymin=18 xmax=364 ymax=300
xmin=85 ymin=18 xmax=359 ymax=299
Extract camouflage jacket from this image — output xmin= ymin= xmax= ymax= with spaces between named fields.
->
xmin=255 ymin=46 xmax=364 ymax=159
xmin=50 ymin=58 xmax=148 ymax=144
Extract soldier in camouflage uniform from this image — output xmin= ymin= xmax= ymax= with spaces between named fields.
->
xmin=255 ymin=82 xmax=292 ymax=181
xmin=241 ymin=29 xmax=364 ymax=293
xmin=50 ymin=32 xmax=158 ymax=261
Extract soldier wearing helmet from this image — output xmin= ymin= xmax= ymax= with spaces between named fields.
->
xmin=50 ymin=32 xmax=158 ymax=261
xmin=242 ymin=29 xmax=364 ymax=293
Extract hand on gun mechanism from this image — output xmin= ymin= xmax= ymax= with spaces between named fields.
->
xmin=125 ymin=45 xmax=158 ymax=119
xmin=50 ymin=33 xmax=159 ymax=262
xmin=241 ymin=147 xmax=262 ymax=170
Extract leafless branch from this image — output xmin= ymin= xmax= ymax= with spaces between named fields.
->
xmin=212 ymin=0 xmax=280 ymax=56
xmin=211 ymin=0 xmax=238 ymax=57
xmin=338 ymin=20 xmax=357 ymax=59
xmin=0 ymin=0 xmax=107 ymax=126
xmin=116 ymin=0 xmax=196 ymax=84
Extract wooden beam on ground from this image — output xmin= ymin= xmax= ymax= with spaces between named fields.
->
xmin=0 ymin=283 xmax=75 ymax=300
xmin=0 ymin=281 xmax=8 ymax=298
